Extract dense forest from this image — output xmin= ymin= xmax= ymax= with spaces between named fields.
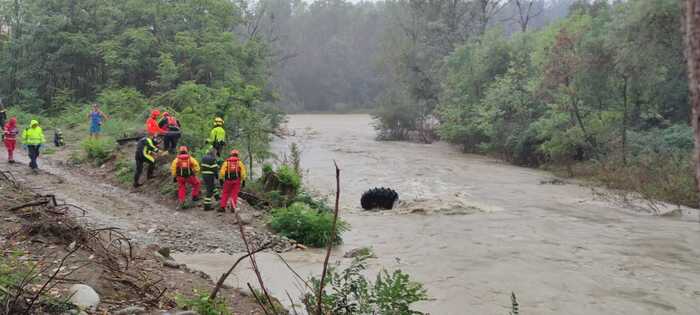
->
xmin=253 ymin=0 xmax=694 ymax=207
xmin=0 ymin=0 xmax=283 ymax=165
xmin=0 ymin=0 xmax=694 ymax=207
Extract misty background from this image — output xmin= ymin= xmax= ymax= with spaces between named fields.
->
xmin=259 ymin=0 xmax=577 ymax=112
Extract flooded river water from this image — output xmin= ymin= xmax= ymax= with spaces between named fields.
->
xmin=176 ymin=114 xmax=700 ymax=314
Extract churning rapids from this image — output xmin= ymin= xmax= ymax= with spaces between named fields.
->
xmin=176 ymin=114 xmax=700 ymax=315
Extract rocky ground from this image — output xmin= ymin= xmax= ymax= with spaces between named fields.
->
xmin=0 ymin=167 xmax=265 ymax=314
xmin=7 ymin=143 xmax=294 ymax=255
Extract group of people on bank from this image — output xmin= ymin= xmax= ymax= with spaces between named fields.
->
xmin=134 ymin=109 xmax=247 ymax=211
xmin=2 ymin=103 xmax=246 ymax=212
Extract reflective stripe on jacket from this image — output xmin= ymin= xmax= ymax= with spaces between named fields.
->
xmin=200 ymin=154 xmax=219 ymax=175
xmin=138 ymin=137 xmax=159 ymax=162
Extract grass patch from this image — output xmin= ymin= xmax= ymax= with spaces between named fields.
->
xmin=42 ymin=147 xmax=56 ymax=155
xmin=269 ymin=202 xmax=348 ymax=247
xmin=175 ymin=290 xmax=230 ymax=315
xmin=81 ymin=137 xmax=116 ymax=165
xmin=115 ymin=157 xmax=134 ymax=184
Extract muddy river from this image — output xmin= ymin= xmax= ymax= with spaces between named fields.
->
xmin=176 ymin=114 xmax=700 ymax=314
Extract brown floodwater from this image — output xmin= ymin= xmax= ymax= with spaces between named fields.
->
xmin=176 ymin=114 xmax=700 ymax=314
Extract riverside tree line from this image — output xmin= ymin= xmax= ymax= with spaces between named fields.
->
xmin=256 ymin=0 xmax=695 ymax=208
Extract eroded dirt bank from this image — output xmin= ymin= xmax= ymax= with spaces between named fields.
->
xmin=180 ymin=114 xmax=700 ymax=315
xmin=4 ymin=145 xmax=279 ymax=255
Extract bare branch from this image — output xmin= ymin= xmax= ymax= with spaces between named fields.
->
xmin=316 ymin=160 xmax=341 ymax=315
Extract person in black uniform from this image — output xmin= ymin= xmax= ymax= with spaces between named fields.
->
xmin=0 ymin=101 xmax=7 ymax=134
xmin=199 ymin=148 xmax=220 ymax=211
xmin=133 ymin=134 xmax=160 ymax=188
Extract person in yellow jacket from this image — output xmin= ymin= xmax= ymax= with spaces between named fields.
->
xmin=218 ymin=149 xmax=246 ymax=212
xmin=21 ymin=119 xmax=46 ymax=172
xmin=207 ymin=117 xmax=226 ymax=157
xmin=170 ymin=146 xmax=201 ymax=208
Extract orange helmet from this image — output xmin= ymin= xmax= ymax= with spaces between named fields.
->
xmin=230 ymin=149 xmax=239 ymax=157
xmin=179 ymin=146 xmax=189 ymax=154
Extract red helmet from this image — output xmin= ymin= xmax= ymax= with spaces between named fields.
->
xmin=179 ymin=146 xmax=189 ymax=154
xmin=163 ymin=112 xmax=170 ymax=117
xmin=230 ymin=150 xmax=240 ymax=157
xmin=150 ymin=109 xmax=160 ymax=118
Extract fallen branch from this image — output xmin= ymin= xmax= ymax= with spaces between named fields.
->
xmin=233 ymin=210 xmax=278 ymax=314
xmin=274 ymin=253 xmax=313 ymax=291
xmin=286 ymin=290 xmax=299 ymax=315
xmin=209 ymin=242 xmax=271 ymax=300
xmin=7 ymin=200 xmax=50 ymax=212
xmin=247 ymin=282 xmax=271 ymax=315
xmin=316 ymin=161 xmax=341 ymax=315
xmin=26 ymin=246 xmax=81 ymax=310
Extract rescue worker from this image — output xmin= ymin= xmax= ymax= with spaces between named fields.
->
xmin=3 ymin=117 xmax=18 ymax=163
xmin=170 ymin=146 xmax=201 ymax=209
xmin=218 ymin=149 xmax=246 ymax=212
xmin=207 ymin=117 xmax=226 ymax=157
xmin=21 ymin=119 xmax=45 ymax=172
xmin=88 ymin=103 xmax=109 ymax=138
xmin=200 ymin=148 xmax=220 ymax=211
xmin=133 ymin=133 xmax=161 ymax=188
xmin=0 ymin=102 xmax=6 ymax=132
xmin=54 ymin=129 xmax=65 ymax=147
xmin=158 ymin=112 xmax=181 ymax=154
xmin=145 ymin=109 xmax=164 ymax=136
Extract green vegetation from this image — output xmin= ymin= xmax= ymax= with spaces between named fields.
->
xmin=371 ymin=0 xmax=694 ymax=207
xmin=0 ymin=251 xmax=76 ymax=314
xmin=81 ymin=138 xmax=116 ymax=165
xmin=0 ymin=0 xmax=281 ymax=169
xmin=175 ymin=290 xmax=230 ymax=315
xmin=303 ymin=255 xmax=428 ymax=315
xmin=269 ymin=202 xmax=347 ymax=247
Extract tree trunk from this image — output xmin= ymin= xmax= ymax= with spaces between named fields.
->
xmin=684 ymin=0 xmax=700 ymax=205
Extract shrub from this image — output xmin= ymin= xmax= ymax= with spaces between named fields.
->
xmin=291 ymin=191 xmax=333 ymax=212
xmin=592 ymin=151 xmax=697 ymax=209
xmin=277 ymin=165 xmax=301 ymax=193
xmin=269 ymin=202 xmax=348 ymax=247
xmin=115 ymin=158 xmax=134 ymax=184
xmin=303 ymin=255 xmax=428 ymax=315
xmin=81 ymin=137 xmax=115 ymax=165
xmin=175 ymin=290 xmax=230 ymax=315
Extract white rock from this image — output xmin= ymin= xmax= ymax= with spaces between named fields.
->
xmin=68 ymin=284 xmax=100 ymax=311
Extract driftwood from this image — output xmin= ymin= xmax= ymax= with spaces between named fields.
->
xmin=209 ymin=242 xmax=271 ymax=300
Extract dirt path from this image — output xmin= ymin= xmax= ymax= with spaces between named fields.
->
xmin=3 ymin=147 xmax=273 ymax=255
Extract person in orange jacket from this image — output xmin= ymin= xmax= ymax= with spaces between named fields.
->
xmin=218 ymin=149 xmax=246 ymax=212
xmin=146 ymin=109 xmax=164 ymax=136
xmin=170 ymin=146 xmax=201 ymax=209
xmin=3 ymin=117 xmax=18 ymax=163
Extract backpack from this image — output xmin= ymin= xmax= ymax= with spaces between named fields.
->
xmin=167 ymin=116 xmax=180 ymax=131
xmin=176 ymin=154 xmax=193 ymax=177
xmin=224 ymin=157 xmax=240 ymax=180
